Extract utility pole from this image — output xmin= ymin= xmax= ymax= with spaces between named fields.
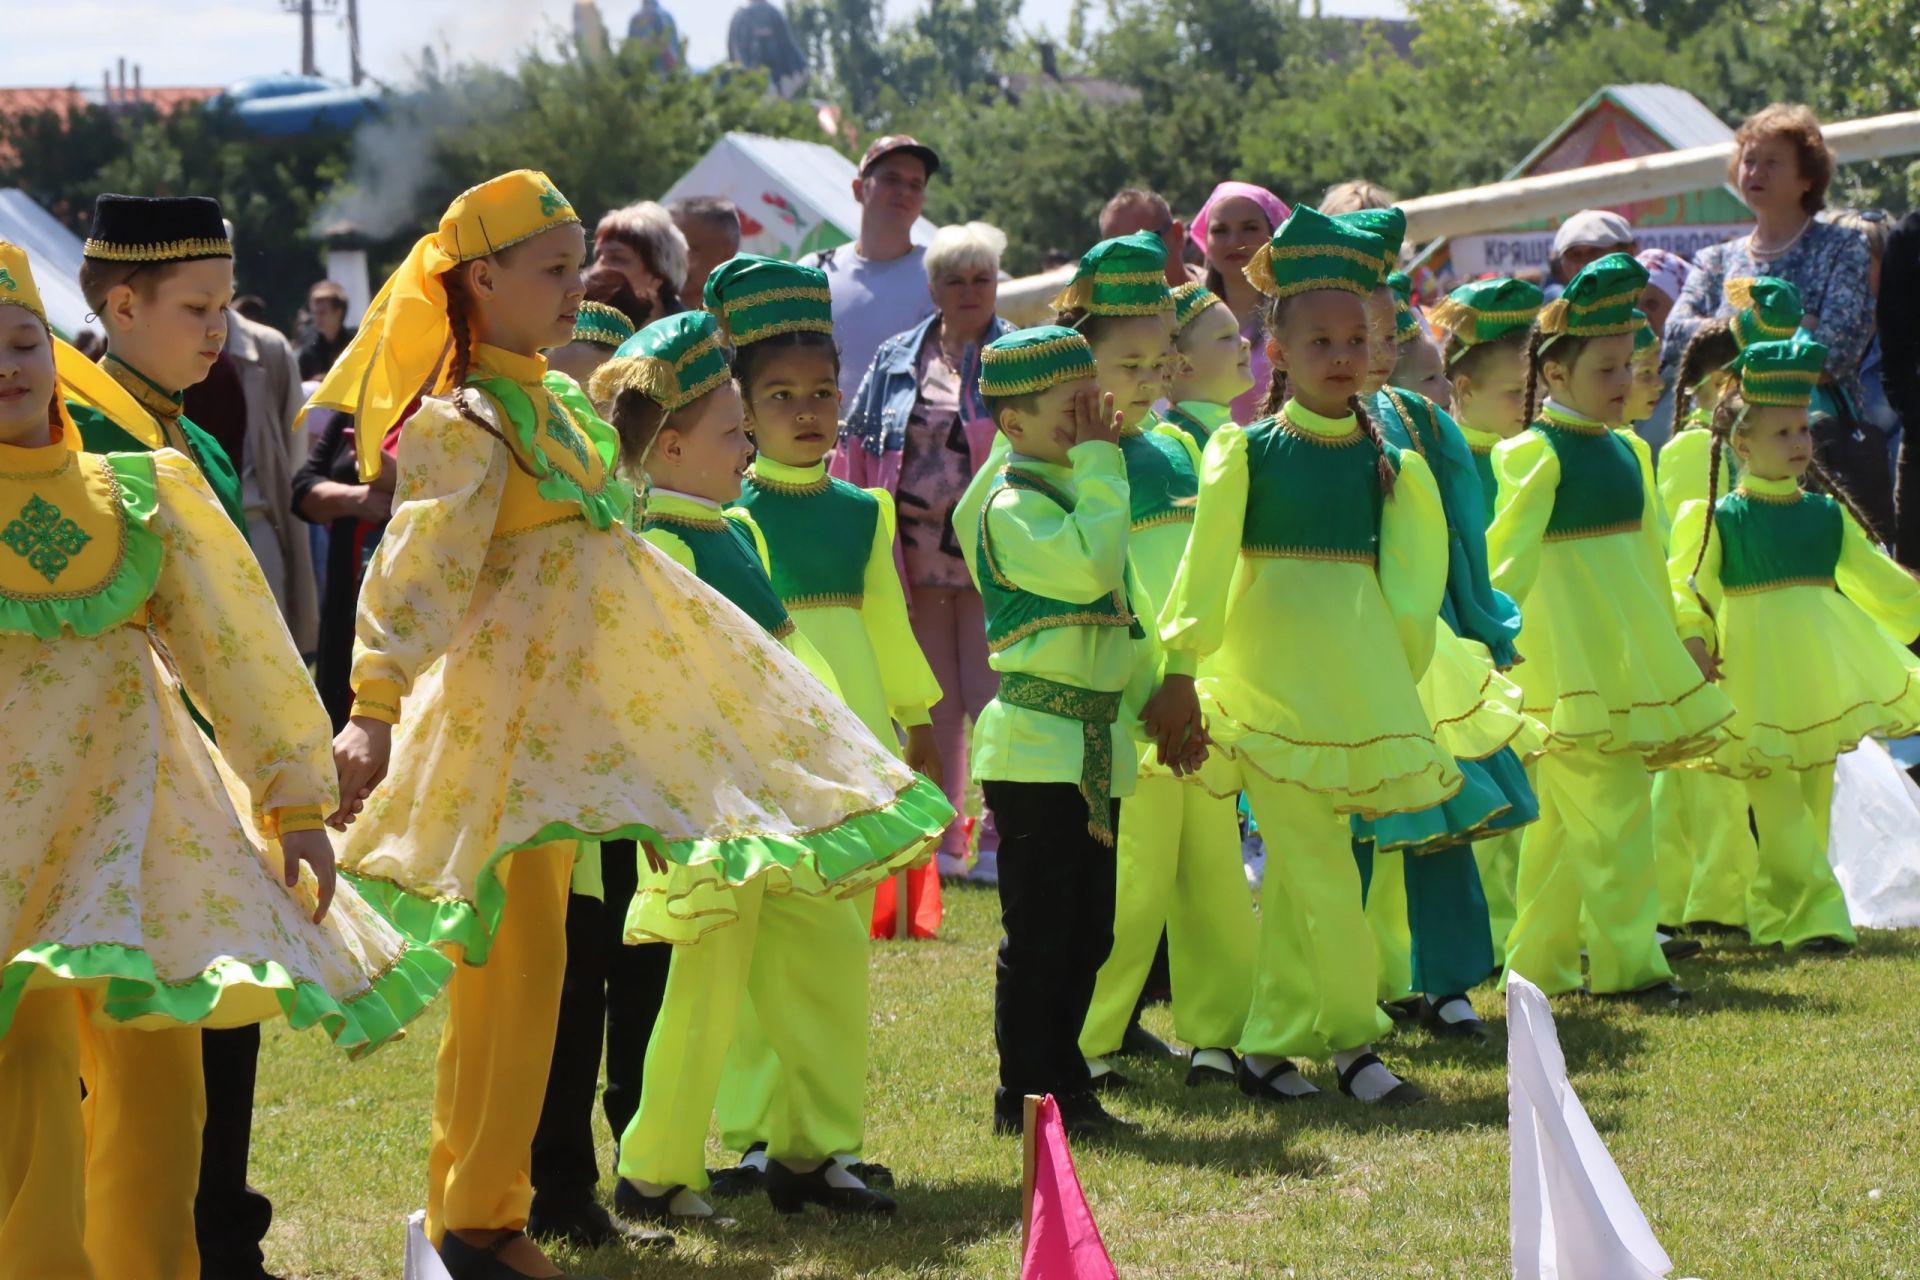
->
xmin=300 ymin=0 xmax=316 ymax=75
xmin=346 ymin=0 xmax=363 ymax=84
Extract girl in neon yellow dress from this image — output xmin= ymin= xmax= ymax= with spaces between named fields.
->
xmin=0 ymin=241 xmax=444 ymax=1279
xmin=1669 ymin=335 xmax=1920 ymax=952
xmin=1162 ymin=206 xmax=1457 ymax=1105
xmin=304 ymin=173 xmax=948 ymax=1277
xmin=1488 ymin=253 xmax=1733 ymax=1002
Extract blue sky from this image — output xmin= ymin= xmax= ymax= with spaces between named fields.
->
xmin=16 ymin=0 xmax=1402 ymax=88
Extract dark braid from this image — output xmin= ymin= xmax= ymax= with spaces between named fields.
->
xmin=1808 ymin=456 xmax=1887 ymax=545
xmin=1521 ymin=327 xmax=1547 ymax=427
xmin=1673 ymin=320 xmax=1738 ymax=430
xmin=1687 ymin=395 xmax=1740 ymax=600
xmin=1255 ymin=293 xmax=1294 ymax=418
xmin=443 ymin=267 xmax=476 ymax=392
xmin=1350 ymin=393 xmax=1397 ymax=496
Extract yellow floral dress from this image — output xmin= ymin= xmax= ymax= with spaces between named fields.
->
xmin=339 ymin=347 xmax=950 ymax=956
xmin=0 ymin=439 xmax=446 ymax=1055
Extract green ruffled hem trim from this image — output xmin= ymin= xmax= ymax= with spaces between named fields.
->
xmin=350 ymin=773 xmax=954 ymax=959
xmin=0 ymin=937 xmax=453 ymax=1061
xmin=0 ymin=452 xmax=162 ymax=640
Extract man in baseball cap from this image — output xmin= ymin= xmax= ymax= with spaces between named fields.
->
xmin=801 ymin=135 xmax=946 ymax=400
xmin=1548 ymin=209 xmax=1637 ymax=291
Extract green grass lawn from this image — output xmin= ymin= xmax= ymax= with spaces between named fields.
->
xmin=251 ymin=884 xmax=1917 ymax=1278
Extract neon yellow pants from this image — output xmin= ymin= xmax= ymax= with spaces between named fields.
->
xmin=1474 ymin=830 xmax=1522 ymax=966
xmin=1238 ymin=774 xmax=1391 ymax=1059
xmin=622 ymin=881 xmax=868 ymax=1190
xmin=427 ymin=842 xmax=574 ymax=1244
xmin=1079 ymin=774 xmax=1256 ymax=1058
xmin=1653 ymin=768 xmax=1757 ymax=928
xmin=1504 ymin=746 xmax=1672 ymax=996
xmin=1365 ymin=848 xmax=1415 ymax=1004
xmin=1745 ymin=765 xmax=1853 ymax=948
xmin=0 ymin=988 xmax=205 ymax=1280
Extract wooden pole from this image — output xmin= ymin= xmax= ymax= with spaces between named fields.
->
xmin=1019 ymin=1094 xmax=1042 ymax=1267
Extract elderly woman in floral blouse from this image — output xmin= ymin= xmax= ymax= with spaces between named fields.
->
xmin=1664 ymin=103 xmax=1875 ymax=415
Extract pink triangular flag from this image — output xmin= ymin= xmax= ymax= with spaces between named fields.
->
xmin=1021 ymin=1095 xmax=1119 ymax=1280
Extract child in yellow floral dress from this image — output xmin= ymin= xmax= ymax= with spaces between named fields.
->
xmin=0 ymin=241 xmax=445 ymax=1279
xmin=304 ymin=173 xmax=950 ymax=1278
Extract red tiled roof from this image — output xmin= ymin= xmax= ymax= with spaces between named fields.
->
xmin=0 ymin=85 xmax=221 ymax=119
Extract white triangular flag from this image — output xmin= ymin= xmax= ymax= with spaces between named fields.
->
xmin=1508 ymin=974 xmax=1673 ymax=1280
xmin=404 ymin=1210 xmax=455 ymax=1280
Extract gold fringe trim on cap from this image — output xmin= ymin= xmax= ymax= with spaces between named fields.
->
xmin=82 ymin=236 xmax=232 ymax=262
xmin=1267 ymin=274 xmax=1373 ymax=301
xmin=1566 ymin=286 xmax=1641 ymax=315
xmin=1266 ymin=242 xmax=1383 ymax=269
xmin=723 ymin=315 xmax=837 ymax=347
xmin=1725 ymin=277 xmax=1756 ymax=310
xmin=718 ymin=285 xmax=834 ymax=317
xmin=1244 ymin=244 xmax=1278 ymax=297
xmin=1049 ymin=277 xmax=1094 ymax=313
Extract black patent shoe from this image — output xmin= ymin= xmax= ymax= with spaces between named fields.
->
xmin=1795 ymin=935 xmax=1853 ymax=955
xmin=611 ymin=1178 xmax=733 ymax=1228
xmin=1235 ymin=1056 xmax=1318 ymax=1103
xmin=844 ymin=1159 xmax=894 ymax=1189
xmin=1057 ymin=1088 xmax=1138 ymax=1136
xmin=707 ymin=1143 xmax=766 ymax=1199
xmin=527 ymin=1199 xmax=673 ymax=1250
xmin=1660 ymin=935 xmax=1704 ymax=962
xmin=1419 ymin=995 xmax=1493 ymax=1043
xmin=1117 ymin=1021 xmax=1178 ymax=1059
xmin=765 ymin=1160 xmax=897 ymax=1216
xmin=1184 ymin=1048 xmax=1238 ymax=1087
xmin=1381 ymin=996 xmax=1424 ymax=1024
xmin=1335 ymin=1053 xmax=1427 ymax=1106
xmin=438 ymin=1229 xmax=606 ymax=1280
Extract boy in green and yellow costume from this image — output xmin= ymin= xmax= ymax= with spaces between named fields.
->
xmin=1045 ymin=235 xmax=1258 ymax=1087
xmin=1164 ymin=206 xmax=1455 ymax=1103
xmin=596 ymin=307 xmax=947 ymax=1223
xmin=1488 ymin=253 xmax=1733 ymax=1001
xmin=1162 ymin=281 xmax=1254 ymax=448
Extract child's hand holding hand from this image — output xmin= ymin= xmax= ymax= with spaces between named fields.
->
xmin=1141 ymin=674 xmax=1207 ymax=772
xmin=1683 ymin=636 xmax=1721 ymax=682
xmin=904 ymin=723 xmax=945 ymax=790
xmin=280 ymin=828 xmax=338 ymax=924
xmin=329 ymin=716 xmax=392 ymax=829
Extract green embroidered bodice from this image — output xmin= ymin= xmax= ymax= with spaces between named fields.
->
xmin=1713 ymin=487 xmax=1843 ymax=593
xmin=1117 ymin=426 xmax=1199 ymax=532
xmin=1534 ymin=410 xmax=1643 ymax=541
xmin=1240 ymin=411 xmax=1397 ymax=563
xmin=977 ymin=467 xmax=1137 ymax=653
xmin=736 ymin=467 xmax=878 ymax=609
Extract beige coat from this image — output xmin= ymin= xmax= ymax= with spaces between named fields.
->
xmin=226 ymin=311 xmax=319 ymax=652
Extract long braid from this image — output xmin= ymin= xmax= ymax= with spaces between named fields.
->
xmin=1521 ymin=328 xmax=1546 ymax=426
xmin=1256 ymin=294 xmax=1292 ymax=418
xmin=1688 ymin=398 xmax=1737 ymax=594
xmin=443 ymin=267 xmax=475 ymax=392
xmin=1673 ymin=319 xmax=1736 ymax=431
xmin=1350 ymin=393 xmax=1397 ymax=496
xmin=1808 ymin=457 xmax=1887 ymax=545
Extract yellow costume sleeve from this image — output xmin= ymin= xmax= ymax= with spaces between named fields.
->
xmin=983 ymin=441 xmax=1131 ymax=604
xmin=728 ymin=505 xmax=775 ymax=574
xmin=862 ymin=488 xmax=940 ymax=728
xmin=147 ymin=451 xmax=337 ymax=835
xmin=1378 ymin=449 xmax=1448 ymax=680
xmin=639 ymin=524 xmax=697 ymax=573
xmin=1154 ymin=420 xmax=1205 ymax=470
xmin=349 ymin=397 xmax=506 ymax=724
xmin=1837 ymin=508 xmax=1920 ymax=643
xmin=1666 ymin=499 xmax=1722 ymax=646
xmin=1487 ymin=430 xmax=1559 ymax=606
xmin=1655 ymin=428 xmax=1713 ymax=533
xmin=1159 ymin=423 xmax=1248 ymax=660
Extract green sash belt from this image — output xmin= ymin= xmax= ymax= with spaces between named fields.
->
xmin=997 ymin=672 xmax=1123 ymax=847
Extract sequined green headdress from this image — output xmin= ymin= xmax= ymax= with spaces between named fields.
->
xmin=1246 ymin=205 xmax=1388 ymax=300
xmin=978 ymin=325 xmax=1097 ymax=398
xmin=1170 ymin=281 xmax=1222 ymax=335
xmin=1727 ymin=276 xmax=1803 ymax=351
xmin=1333 ymin=207 xmax=1405 ymax=283
xmin=1050 ymin=232 xmax=1172 ymax=317
xmin=1631 ymin=311 xmax=1657 ymax=359
xmin=1388 ymin=271 xmax=1417 ymax=342
xmin=1734 ymin=334 xmax=1826 ymax=408
xmin=1537 ymin=252 xmax=1649 ymax=342
xmin=571 ymin=301 xmax=636 ymax=350
xmin=1430 ymin=277 xmax=1543 ymax=362
xmin=702 ymin=253 xmax=835 ymax=348
xmin=589 ymin=309 xmax=733 ymax=413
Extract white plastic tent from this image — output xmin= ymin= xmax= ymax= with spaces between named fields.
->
xmin=0 ymin=189 xmax=89 ymax=339
xmin=660 ymin=132 xmax=937 ymax=262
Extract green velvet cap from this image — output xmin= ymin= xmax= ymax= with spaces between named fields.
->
xmin=1735 ymin=334 xmax=1827 ymax=408
xmin=1727 ymin=276 xmax=1804 ymax=351
xmin=1538 ymin=252 xmax=1649 ymax=340
xmin=1333 ymin=207 xmax=1405 ymax=279
xmin=978 ymin=325 xmax=1097 ymax=398
xmin=1050 ymin=232 xmax=1173 ymax=317
xmin=1246 ymin=205 xmax=1388 ymax=300
xmin=1170 ymin=281 xmax=1222 ymax=335
xmin=702 ymin=253 xmax=835 ymax=348
xmin=1430 ymin=278 xmax=1545 ymax=360
xmin=1389 ymin=271 xmax=1417 ymax=342
xmin=589 ymin=309 xmax=733 ymax=413
xmin=1631 ymin=311 xmax=1657 ymax=356
xmin=571 ymin=300 xmax=636 ymax=350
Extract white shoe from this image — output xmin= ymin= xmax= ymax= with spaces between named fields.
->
xmin=967 ymin=847 xmax=1000 ymax=885
xmin=936 ymin=852 xmax=970 ymax=878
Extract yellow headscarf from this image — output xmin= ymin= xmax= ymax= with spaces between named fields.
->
xmin=0 ymin=240 xmax=87 ymax=449
xmin=299 ymin=169 xmax=580 ymax=480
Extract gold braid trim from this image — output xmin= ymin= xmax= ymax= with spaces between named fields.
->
xmin=719 ymin=285 xmax=834 ymax=316
xmin=0 ymin=454 xmax=132 ymax=604
xmin=1276 ymin=409 xmax=1362 ymax=446
xmin=1132 ymin=510 xmax=1196 ymax=532
xmin=1261 ymin=273 xmax=1372 ymax=301
xmin=83 ymin=236 xmax=232 ymax=262
xmin=785 ymin=592 xmax=865 ymax=611
xmin=986 ymin=609 xmax=1136 ymax=653
xmin=1722 ymin=576 xmax=1835 ymax=595
xmin=748 ymin=470 xmax=830 ymax=497
xmin=1086 ymin=299 xmax=1177 ymax=316
xmin=1733 ymin=485 xmax=1807 ymax=504
xmin=1542 ymin=519 xmax=1643 ymax=543
xmin=643 ymin=509 xmax=728 ymax=533
xmin=1565 ymin=286 xmax=1641 ymax=315
xmin=1265 ymin=243 xmax=1384 ymax=268
xmin=1240 ymin=544 xmax=1377 ymax=565
xmin=770 ymin=618 xmax=796 ymax=640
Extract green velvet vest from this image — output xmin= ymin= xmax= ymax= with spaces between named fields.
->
xmin=976 ymin=468 xmax=1137 ymax=653
xmin=1714 ymin=489 xmax=1843 ymax=593
xmin=644 ymin=511 xmax=795 ymax=638
xmin=1117 ymin=427 xmax=1198 ymax=532
xmin=1534 ymin=420 xmax=1643 ymax=541
xmin=1161 ymin=404 xmax=1214 ymax=448
xmin=737 ymin=472 xmax=878 ymax=609
xmin=1240 ymin=416 xmax=1397 ymax=563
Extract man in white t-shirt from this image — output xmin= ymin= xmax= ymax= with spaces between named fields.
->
xmin=803 ymin=135 xmax=941 ymax=402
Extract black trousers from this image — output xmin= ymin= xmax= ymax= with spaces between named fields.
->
xmin=195 ymin=1025 xmax=272 ymax=1278
xmin=984 ymin=781 xmax=1119 ymax=1108
xmin=530 ymin=838 xmax=671 ymax=1208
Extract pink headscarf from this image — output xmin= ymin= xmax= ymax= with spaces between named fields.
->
xmin=1636 ymin=248 xmax=1691 ymax=302
xmin=1190 ymin=181 xmax=1291 ymax=256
